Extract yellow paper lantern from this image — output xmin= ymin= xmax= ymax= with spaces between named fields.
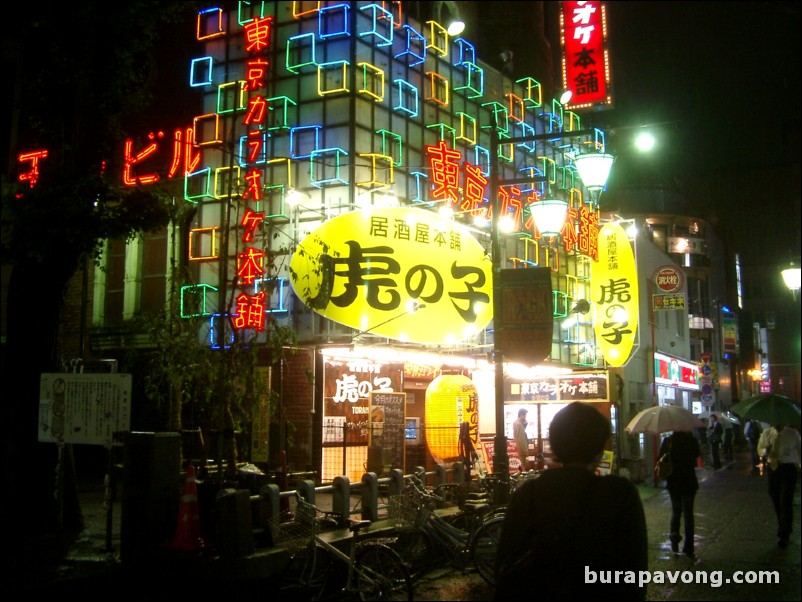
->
xmin=425 ymin=374 xmax=479 ymax=463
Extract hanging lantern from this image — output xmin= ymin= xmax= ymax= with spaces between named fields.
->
xmin=424 ymin=373 xmax=479 ymax=463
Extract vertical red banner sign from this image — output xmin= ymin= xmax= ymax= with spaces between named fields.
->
xmin=561 ymin=1 xmax=612 ymax=110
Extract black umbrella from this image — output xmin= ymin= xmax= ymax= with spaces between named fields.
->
xmin=730 ymin=394 xmax=801 ymax=426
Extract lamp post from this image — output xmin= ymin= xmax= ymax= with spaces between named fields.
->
xmin=489 ymin=120 xmax=614 ymax=490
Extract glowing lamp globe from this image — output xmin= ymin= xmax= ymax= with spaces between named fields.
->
xmin=424 ymin=374 xmax=479 ymax=463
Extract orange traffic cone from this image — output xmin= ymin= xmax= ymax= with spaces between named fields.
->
xmin=166 ymin=464 xmax=205 ymax=551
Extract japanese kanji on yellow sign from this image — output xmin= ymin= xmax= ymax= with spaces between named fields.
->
xmin=592 ymin=222 xmax=639 ymax=367
xmin=289 ymin=207 xmax=494 ymax=344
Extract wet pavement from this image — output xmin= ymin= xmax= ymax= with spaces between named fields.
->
xmin=12 ymin=450 xmax=801 ymax=600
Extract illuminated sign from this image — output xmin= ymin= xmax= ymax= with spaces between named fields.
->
xmin=289 ymin=207 xmax=493 ymax=344
xmin=654 ymin=352 xmax=699 ymax=390
xmin=592 ymin=222 xmax=639 ymax=367
xmin=561 ymin=1 xmax=612 ymax=110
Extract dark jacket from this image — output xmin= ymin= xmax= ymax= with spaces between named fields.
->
xmin=495 ymin=466 xmax=647 ymax=601
xmin=659 ymin=431 xmax=700 ymax=495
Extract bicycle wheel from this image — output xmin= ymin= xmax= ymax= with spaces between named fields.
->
xmin=355 ymin=541 xmax=413 ymax=601
xmin=391 ymin=527 xmax=436 ymax=581
xmin=278 ymin=543 xmax=333 ymax=601
xmin=470 ymin=514 xmax=505 ymax=587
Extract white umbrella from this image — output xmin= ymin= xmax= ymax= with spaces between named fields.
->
xmin=698 ymin=410 xmax=739 ymax=429
xmin=626 ymin=405 xmax=705 ymax=435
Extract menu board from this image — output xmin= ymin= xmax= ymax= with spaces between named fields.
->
xmin=478 ymin=437 xmax=522 ymax=475
xmin=369 ymin=391 xmax=406 ymax=471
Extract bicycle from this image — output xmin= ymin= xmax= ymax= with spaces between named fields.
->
xmin=388 ymin=475 xmax=505 ymax=586
xmin=274 ymin=493 xmax=413 ymax=601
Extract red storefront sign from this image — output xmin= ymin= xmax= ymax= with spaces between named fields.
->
xmin=561 ymin=1 xmax=612 ymax=110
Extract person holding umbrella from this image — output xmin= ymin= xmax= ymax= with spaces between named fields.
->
xmin=658 ymin=430 xmax=701 ymax=557
xmin=707 ymin=414 xmax=724 ymax=469
xmin=757 ymin=424 xmax=801 ymax=549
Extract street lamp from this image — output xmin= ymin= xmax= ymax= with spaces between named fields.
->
xmin=489 ymin=123 xmax=614 ymax=489
xmin=781 ymin=261 xmax=800 ymax=300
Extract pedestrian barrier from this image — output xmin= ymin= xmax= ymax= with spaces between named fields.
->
xmin=209 ymin=461 xmax=469 ymax=559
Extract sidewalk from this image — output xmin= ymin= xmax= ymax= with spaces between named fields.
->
xmin=12 ymin=450 xmax=801 ymax=600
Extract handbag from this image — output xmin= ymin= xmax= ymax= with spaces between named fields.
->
xmin=657 ymin=439 xmax=673 ymax=480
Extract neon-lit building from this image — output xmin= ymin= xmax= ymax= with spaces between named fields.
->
xmin=81 ymin=1 xmax=629 ymax=482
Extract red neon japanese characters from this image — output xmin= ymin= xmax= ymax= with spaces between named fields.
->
xmin=561 ymin=1 xmax=611 ymax=109
xmin=17 ymin=150 xmax=49 ymax=189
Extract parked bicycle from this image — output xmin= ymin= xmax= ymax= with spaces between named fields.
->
xmin=388 ymin=475 xmax=504 ymax=586
xmin=274 ymin=493 xmax=413 ymax=601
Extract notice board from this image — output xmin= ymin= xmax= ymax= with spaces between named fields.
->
xmin=369 ymin=391 xmax=406 ymax=470
xmin=38 ymin=373 xmax=132 ymax=446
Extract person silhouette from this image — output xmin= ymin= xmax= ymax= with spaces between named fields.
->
xmin=495 ymin=402 xmax=647 ymax=600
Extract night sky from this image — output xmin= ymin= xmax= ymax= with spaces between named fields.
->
xmin=583 ymin=1 xmax=801 ymax=270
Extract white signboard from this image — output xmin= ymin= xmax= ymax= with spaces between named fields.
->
xmin=38 ymin=373 xmax=132 ymax=446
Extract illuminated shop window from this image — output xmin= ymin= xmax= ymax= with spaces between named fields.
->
xmin=394 ymin=24 xmax=426 ymax=66
xmin=317 ymin=61 xmax=349 ymax=95
xmin=190 ymin=57 xmax=214 ymax=87
xmin=319 ymin=3 xmax=349 ymax=39
xmin=393 ymin=79 xmax=418 ymax=116
xmin=358 ymin=3 xmax=394 ymax=46
xmin=286 ymin=33 xmax=317 ymax=74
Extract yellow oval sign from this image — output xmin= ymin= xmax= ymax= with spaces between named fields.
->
xmin=592 ymin=222 xmax=639 ymax=367
xmin=289 ymin=207 xmax=493 ymax=343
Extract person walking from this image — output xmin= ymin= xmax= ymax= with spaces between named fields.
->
xmin=495 ymin=402 xmax=647 ymax=600
xmin=757 ymin=424 xmax=801 ymax=549
xmin=658 ymin=430 xmax=701 ymax=557
xmin=707 ymin=414 xmax=724 ymax=469
xmin=513 ymin=408 xmax=530 ymax=471
xmin=744 ymin=419 xmax=763 ymax=474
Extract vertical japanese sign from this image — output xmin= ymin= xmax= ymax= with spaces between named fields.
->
xmin=561 ymin=1 xmax=612 ymax=110
xmin=592 ymin=222 xmax=639 ymax=367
